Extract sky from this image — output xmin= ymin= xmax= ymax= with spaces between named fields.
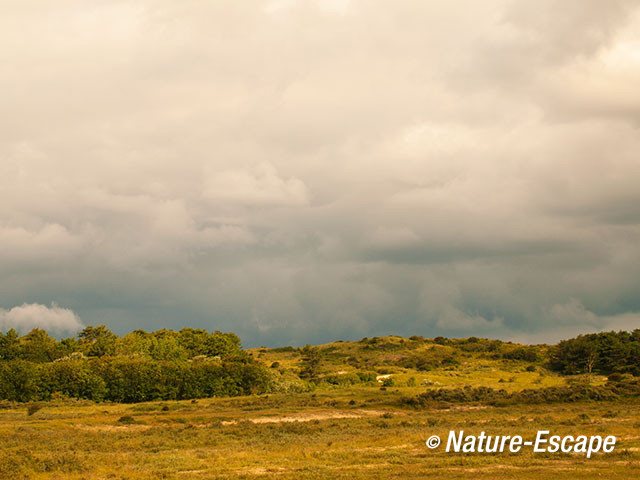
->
xmin=1 ymin=0 xmax=640 ymax=347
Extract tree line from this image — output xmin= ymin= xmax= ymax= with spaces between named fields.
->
xmin=0 ymin=326 xmax=271 ymax=402
xmin=549 ymin=330 xmax=640 ymax=376
xmin=0 ymin=326 xmax=244 ymax=362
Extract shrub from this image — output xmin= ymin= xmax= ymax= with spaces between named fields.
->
xmin=401 ymin=376 xmax=640 ymax=408
xmin=27 ymin=404 xmax=42 ymax=416
xmin=356 ymin=371 xmax=377 ymax=383
xmin=271 ymin=346 xmax=295 ymax=353
xmin=502 ymin=347 xmax=539 ymax=362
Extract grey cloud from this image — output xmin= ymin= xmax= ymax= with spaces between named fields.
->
xmin=1 ymin=1 xmax=640 ymax=346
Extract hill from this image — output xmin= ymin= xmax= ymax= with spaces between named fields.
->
xmin=1 ymin=328 xmax=638 ymax=404
xmin=252 ymin=335 xmax=584 ymax=395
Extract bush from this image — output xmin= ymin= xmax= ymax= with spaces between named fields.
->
xmin=356 ymin=371 xmax=377 ymax=383
xmin=398 ymin=353 xmax=459 ymax=371
xmin=323 ymin=373 xmax=361 ymax=386
xmin=271 ymin=346 xmax=295 ymax=353
xmin=382 ymin=377 xmax=395 ymax=387
xmin=402 ymin=376 xmax=640 ymax=408
xmin=502 ymin=347 xmax=539 ymax=362
xmin=27 ymin=404 xmax=42 ymax=416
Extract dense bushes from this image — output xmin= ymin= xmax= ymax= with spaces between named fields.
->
xmin=323 ymin=373 xmax=361 ymax=386
xmin=43 ymin=360 xmax=107 ymax=401
xmin=0 ymin=356 xmax=271 ymax=403
xmin=322 ymin=371 xmax=377 ymax=386
xmin=0 ymin=326 xmax=271 ymax=403
xmin=398 ymin=352 xmax=459 ymax=371
xmin=501 ymin=346 xmax=539 ymax=362
xmin=402 ymin=375 xmax=640 ymax=408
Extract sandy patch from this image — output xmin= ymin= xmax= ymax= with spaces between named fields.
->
xmin=438 ymin=405 xmax=489 ymax=412
xmin=220 ymin=409 xmax=391 ymax=426
xmin=72 ymin=424 xmax=152 ymax=432
xmin=353 ymin=443 xmax=412 ymax=453
xmin=234 ymin=466 xmax=287 ymax=475
xmin=71 ymin=409 xmax=396 ymax=430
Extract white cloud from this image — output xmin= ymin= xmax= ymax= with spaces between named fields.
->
xmin=203 ymin=163 xmax=309 ymax=207
xmin=0 ymin=224 xmax=82 ymax=265
xmin=0 ymin=303 xmax=84 ymax=335
xmin=265 ymin=0 xmax=350 ymax=15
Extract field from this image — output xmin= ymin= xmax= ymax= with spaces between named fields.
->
xmin=1 ymin=335 xmax=639 ymax=479
xmin=1 ymin=391 xmax=638 ymax=479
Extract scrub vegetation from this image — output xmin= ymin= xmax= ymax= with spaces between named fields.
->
xmin=0 ymin=328 xmax=638 ymax=478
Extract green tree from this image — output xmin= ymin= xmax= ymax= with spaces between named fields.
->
xmin=43 ymin=360 xmax=107 ymax=401
xmin=549 ymin=330 xmax=640 ymax=376
xmin=149 ymin=335 xmax=188 ymax=361
xmin=78 ymin=325 xmax=118 ymax=357
xmin=0 ymin=360 xmax=40 ymax=401
xmin=177 ymin=328 xmax=210 ymax=356
xmin=19 ymin=329 xmax=59 ymax=362
xmin=205 ymin=331 xmax=242 ymax=357
xmin=0 ymin=329 xmax=20 ymax=360
xmin=57 ymin=337 xmax=81 ymax=357
xmin=118 ymin=329 xmax=151 ymax=356
xmin=299 ymin=345 xmax=321 ymax=379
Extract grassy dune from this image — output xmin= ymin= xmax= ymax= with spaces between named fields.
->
xmin=251 ymin=335 xmax=591 ymax=393
xmin=1 ymin=335 xmax=638 ymax=479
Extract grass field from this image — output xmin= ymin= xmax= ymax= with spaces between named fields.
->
xmin=1 ymin=389 xmax=638 ymax=479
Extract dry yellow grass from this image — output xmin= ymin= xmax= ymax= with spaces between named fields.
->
xmin=0 ymin=391 xmax=638 ymax=479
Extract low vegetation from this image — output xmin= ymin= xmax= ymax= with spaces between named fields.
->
xmin=0 ymin=328 xmax=638 ymax=478
xmin=0 ymin=391 xmax=638 ymax=479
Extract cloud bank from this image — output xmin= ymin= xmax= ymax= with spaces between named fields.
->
xmin=1 ymin=0 xmax=639 ymax=345
xmin=0 ymin=303 xmax=84 ymax=335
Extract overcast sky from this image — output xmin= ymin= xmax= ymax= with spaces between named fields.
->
xmin=2 ymin=0 xmax=640 ymax=347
